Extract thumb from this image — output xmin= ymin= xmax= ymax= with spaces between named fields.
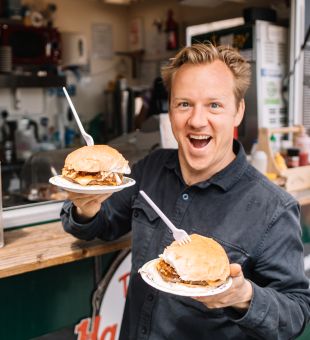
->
xmin=230 ymin=263 xmax=242 ymax=277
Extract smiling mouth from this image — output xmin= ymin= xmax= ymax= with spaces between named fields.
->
xmin=189 ymin=135 xmax=212 ymax=149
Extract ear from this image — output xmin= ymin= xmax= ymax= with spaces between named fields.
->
xmin=234 ymin=99 xmax=245 ymax=127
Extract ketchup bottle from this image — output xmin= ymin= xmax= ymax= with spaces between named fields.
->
xmin=165 ymin=9 xmax=178 ymax=50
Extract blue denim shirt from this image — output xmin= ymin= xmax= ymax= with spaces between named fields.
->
xmin=61 ymin=141 xmax=310 ymax=340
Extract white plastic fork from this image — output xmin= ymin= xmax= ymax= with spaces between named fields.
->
xmin=140 ymin=190 xmax=191 ymax=245
xmin=63 ymin=87 xmax=94 ymax=146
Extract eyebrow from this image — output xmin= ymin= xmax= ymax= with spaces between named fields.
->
xmin=205 ymin=96 xmax=226 ymax=101
xmin=173 ymin=96 xmax=226 ymax=101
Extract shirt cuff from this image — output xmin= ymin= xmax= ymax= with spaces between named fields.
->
xmin=224 ymin=281 xmax=269 ymax=329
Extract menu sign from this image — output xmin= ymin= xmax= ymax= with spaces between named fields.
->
xmin=75 ymin=250 xmax=131 ymax=340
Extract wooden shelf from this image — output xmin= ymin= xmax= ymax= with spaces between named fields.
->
xmin=258 ymin=126 xmax=310 ymax=192
xmin=0 ymin=74 xmax=66 ymax=88
xmin=0 ymin=222 xmax=131 ymax=278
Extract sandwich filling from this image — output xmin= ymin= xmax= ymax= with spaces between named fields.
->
xmin=62 ymin=168 xmax=123 ymax=186
xmin=156 ymin=259 xmax=225 ymax=287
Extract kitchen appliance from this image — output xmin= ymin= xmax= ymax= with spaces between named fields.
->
xmin=188 ymin=20 xmax=288 ymax=152
xmin=61 ymin=32 xmax=87 ymax=67
xmin=0 ymin=23 xmax=61 ymax=67
xmin=104 ymin=79 xmax=137 ymax=139
xmin=14 ymin=118 xmax=39 ymax=161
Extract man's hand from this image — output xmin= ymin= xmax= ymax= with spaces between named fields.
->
xmin=193 ymin=263 xmax=253 ymax=310
xmin=66 ymin=192 xmax=112 ymax=221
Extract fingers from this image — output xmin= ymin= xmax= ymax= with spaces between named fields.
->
xmin=66 ymin=192 xmax=111 ymax=201
xmin=230 ymin=263 xmax=242 ymax=277
xmin=65 ymin=192 xmax=112 ymax=220
xmin=66 ymin=192 xmax=112 ymax=206
xmin=192 ymin=264 xmax=252 ymax=310
xmin=76 ymin=202 xmax=102 ymax=220
xmin=73 ymin=196 xmax=102 ymax=209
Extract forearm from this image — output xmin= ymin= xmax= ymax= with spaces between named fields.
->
xmin=227 ymin=283 xmax=310 ymax=339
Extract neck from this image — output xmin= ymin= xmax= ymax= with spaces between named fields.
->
xmin=180 ymin=152 xmax=236 ymax=186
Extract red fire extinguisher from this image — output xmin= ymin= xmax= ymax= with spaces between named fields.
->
xmin=165 ymin=9 xmax=178 ymax=50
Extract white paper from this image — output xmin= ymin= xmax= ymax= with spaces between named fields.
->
xmin=92 ymin=23 xmax=113 ymax=59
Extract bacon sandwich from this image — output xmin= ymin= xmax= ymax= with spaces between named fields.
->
xmin=157 ymin=234 xmax=230 ymax=288
xmin=62 ymin=145 xmax=130 ymax=186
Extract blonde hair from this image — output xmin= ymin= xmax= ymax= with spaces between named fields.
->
xmin=161 ymin=43 xmax=251 ymax=106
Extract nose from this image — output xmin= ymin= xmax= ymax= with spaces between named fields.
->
xmin=188 ymin=104 xmax=208 ymax=128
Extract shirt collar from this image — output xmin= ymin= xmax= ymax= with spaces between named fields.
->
xmin=164 ymin=140 xmax=249 ymax=191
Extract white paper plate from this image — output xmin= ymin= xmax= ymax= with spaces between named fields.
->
xmin=139 ymin=259 xmax=232 ymax=297
xmin=49 ymin=175 xmax=136 ymax=194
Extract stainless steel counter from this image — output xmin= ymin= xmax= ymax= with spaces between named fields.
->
xmin=2 ymin=129 xmax=161 ymax=229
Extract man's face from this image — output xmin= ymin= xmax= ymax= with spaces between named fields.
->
xmin=169 ymin=60 xmax=244 ymax=185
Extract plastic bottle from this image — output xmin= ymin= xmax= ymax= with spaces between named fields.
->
xmin=274 ymin=152 xmax=287 ymax=171
xmin=40 ymin=116 xmax=49 ymax=142
xmin=1 ymin=110 xmax=15 ymax=163
xmin=165 ymin=9 xmax=178 ymax=50
xmin=15 ymin=118 xmax=38 ymax=161
xmin=295 ymin=131 xmax=310 ymax=166
xmin=65 ymin=108 xmax=77 ymax=147
xmin=251 ymin=150 xmax=268 ymax=174
xmin=280 ymin=138 xmax=293 ymax=158
xmin=286 ymin=148 xmax=300 ymax=168
xmin=270 ymin=134 xmax=278 ymax=154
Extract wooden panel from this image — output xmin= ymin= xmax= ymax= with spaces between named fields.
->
xmin=0 ymin=222 xmax=131 ymax=278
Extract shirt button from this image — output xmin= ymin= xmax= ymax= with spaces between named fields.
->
xmin=134 ymin=211 xmax=139 ymax=217
xmin=141 ymin=326 xmax=147 ymax=334
xmin=147 ymin=293 xmax=154 ymax=301
xmin=182 ymin=193 xmax=189 ymax=200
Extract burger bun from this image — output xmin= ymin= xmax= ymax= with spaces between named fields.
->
xmin=159 ymin=234 xmax=230 ymax=286
xmin=64 ymin=145 xmax=130 ymax=174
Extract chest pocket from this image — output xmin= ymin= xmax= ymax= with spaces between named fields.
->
xmin=220 ymin=242 xmax=249 ymax=266
xmin=132 ymin=198 xmax=160 ymax=227
xmin=131 ymin=197 xmax=161 ymax=271
xmin=210 ymin=236 xmax=250 ymax=272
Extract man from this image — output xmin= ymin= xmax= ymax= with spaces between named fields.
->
xmin=61 ymin=43 xmax=310 ymax=339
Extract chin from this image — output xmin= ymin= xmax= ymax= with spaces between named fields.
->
xmin=187 ymin=154 xmax=214 ymax=171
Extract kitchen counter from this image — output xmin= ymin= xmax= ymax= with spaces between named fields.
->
xmin=1 ymin=189 xmax=309 ymax=279
xmin=0 ymin=221 xmax=131 ymax=278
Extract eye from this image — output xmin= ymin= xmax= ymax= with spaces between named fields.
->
xmin=175 ymin=101 xmax=191 ymax=111
xmin=210 ymin=102 xmax=220 ymax=109
xmin=178 ymin=101 xmax=190 ymax=108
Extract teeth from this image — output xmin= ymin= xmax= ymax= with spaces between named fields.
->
xmin=189 ymin=135 xmax=211 ymax=140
